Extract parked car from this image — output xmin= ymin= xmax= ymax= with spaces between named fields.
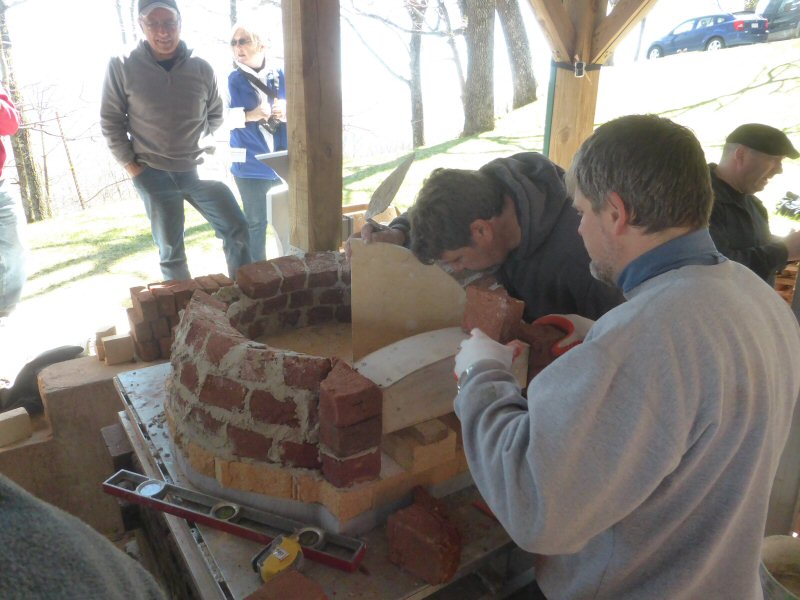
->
xmin=756 ymin=0 xmax=800 ymax=40
xmin=647 ymin=13 xmax=768 ymax=59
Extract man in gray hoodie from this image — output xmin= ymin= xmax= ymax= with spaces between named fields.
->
xmin=101 ymin=0 xmax=251 ymax=281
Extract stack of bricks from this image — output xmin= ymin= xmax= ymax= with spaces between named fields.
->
xmin=128 ymin=274 xmax=233 ymax=362
xmin=318 ymin=360 xmax=382 ymax=488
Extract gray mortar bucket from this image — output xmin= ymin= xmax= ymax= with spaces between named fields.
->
xmin=761 ymin=535 xmax=800 ymax=600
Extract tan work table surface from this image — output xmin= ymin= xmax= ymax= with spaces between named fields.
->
xmin=114 ymin=363 xmax=524 ymax=600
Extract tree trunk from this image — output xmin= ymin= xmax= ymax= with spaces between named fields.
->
xmin=55 ymin=112 xmax=84 ymax=210
xmin=0 ymin=3 xmax=47 ymax=222
xmin=461 ymin=0 xmax=495 ymax=136
xmin=437 ymin=0 xmax=466 ymax=99
xmin=230 ymin=0 xmax=237 ymax=26
xmin=496 ymin=0 xmax=536 ymax=108
xmin=406 ymin=0 xmax=427 ymax=148
xmin=115 ymin=0 xmax=128 ymax=45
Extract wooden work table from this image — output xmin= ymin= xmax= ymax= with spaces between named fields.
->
xmin=112 ymin=363 xmax=535 ymax=600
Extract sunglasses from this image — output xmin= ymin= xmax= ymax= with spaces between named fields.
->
xmin=230 ymin=38 xmax=253 ymax=47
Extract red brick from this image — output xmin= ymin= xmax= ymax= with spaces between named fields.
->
xmin=158 ymin=337 xmax=172 ymax=358
xmin=335 ymin=305 xmax=352 ymax=323
xmin=319 ymin=415 xmax=381 ymax=457
xmin=462 ymin=284 xmax=524 ymax=343
xmin=319 ymin=288 xmax=344 ymax=305
xmin=194 ymin=275 xmax=220 ymax=294
xmin=168 ymin=314 xmax=181 ymax=329
xmin=247 ymin=321 xmax=266 ymax=340
xmin=238 ymin=262 xmax=281 ymax=299
xmin=206 ymin=331 xmax=241 ymax=364
xmin=279 ymin=310 xmax=301 ymax=328
xmin=289 ymin=289 xmax=314 ymax=308
xmin=149 ymin=285 xmax=177 ymax=316
xmin=199 ymin=375 xmax=247 ymax=411
xmin=240 ymin=347 xmax=278 ymax=382
xmin=259 ymin=294 xmax=289 ymax=314
xmin=244 ymin=571 xmax=329 ymax=600
xmin=229 ymin=426 xmax=272 ymax=460
xmin=250 ymin=390 xmax=298 ymax=426
xmin=272 ymin=255 xmax=308 ymax=293
xmin=179 ymin=363 xmax=199 ymax=393
xmin=236 ymin=303 xmax=259 ymax=326
xmin=306 ymin=252 xmax=340 ymax=287
xmin=188 ymin=289 xmax=228 ymax=312
xmin=341 ymin=261 xmax=351 ymax=285
xmin=135 ymin=339 xmax=160 ymax=362
xmin=514 ymin=321 xmax=563 ymax=381
xmin=387 ymin=496 xmax=462 ymax=585
xmin=173 ymin=280 xmax=201 ymax=311
xmin=183 ymin=318 xmax=211 ymax=353
xmin=127 ymin=307 xmax=154 ymax=343
xmin=307 ymin=306 xmax=333 ymax=325
xmin=210 ymin=273 xmax=234 ymax=287
xmin=151 ymin=316 xmax=170 ymax=339
xmin=319 ymin=360 xmax=381 ymax=426
xmin=132 ymin=288 xmax=159 ymax=322
xmin=322 ymin=448 xmax=380 ymax=488
xmin=187 ymin=406 xmax=224 ymax=435
xmin=283 ymin=355 xmax=332 ymax=391
xmin=280 ymin=441 xmax=321 ymax=469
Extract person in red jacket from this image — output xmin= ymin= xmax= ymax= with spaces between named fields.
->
xmin=0 ymin=86 xmax=23 ymax=317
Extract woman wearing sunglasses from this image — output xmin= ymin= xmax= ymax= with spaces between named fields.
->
xmin=227 ymin=23 xmax=287 ymax=262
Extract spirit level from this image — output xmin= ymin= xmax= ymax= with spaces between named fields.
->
xmin=103 ymin=469 xmax=366 ymax=572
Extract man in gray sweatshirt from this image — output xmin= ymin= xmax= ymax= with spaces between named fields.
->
xmin=101 ymin=0 xmax=251 ymax=281
xmin=455 ymin=114 xmax=800 ymax=599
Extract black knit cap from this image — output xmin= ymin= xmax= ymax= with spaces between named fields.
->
xmin=139 ymin=0 xmax=180 ymax=16
xmin=726 ymin=123 xmax=798 ymax=159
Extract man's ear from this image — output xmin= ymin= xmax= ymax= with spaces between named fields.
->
xmin=469 ymin=219 xmax=494 ymax=247
xmin=605 ymin=192 xmax=631 ymax=235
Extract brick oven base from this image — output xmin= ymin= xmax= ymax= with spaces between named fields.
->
xmin=120 ymin=363 xmax=474 ymax=536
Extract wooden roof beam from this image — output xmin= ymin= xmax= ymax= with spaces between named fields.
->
xmin=592 ymin=0 xmax=659 ymax=64
xmin=526 ymin=0 xmax=575 ymax=63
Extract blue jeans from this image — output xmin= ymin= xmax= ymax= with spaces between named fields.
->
xmin=0 ymin=181 xmax=25 ymax=316
xmin=133 ymin=167 xmax=252 ymax=280
xmin=234 ymin=176 xmax=279 ymax=262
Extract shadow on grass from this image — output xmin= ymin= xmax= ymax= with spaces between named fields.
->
xmin=25 ymin=222 xmax=213 ymax=300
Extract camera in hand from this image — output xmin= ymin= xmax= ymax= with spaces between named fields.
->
xmin=260 ymin=115 xmax=281 ymax=135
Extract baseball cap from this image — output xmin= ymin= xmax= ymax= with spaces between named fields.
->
xmin=726 ymin=123 xmax=798 ymax=159
xmin=139 ymin=0 xmax=180 ymax=17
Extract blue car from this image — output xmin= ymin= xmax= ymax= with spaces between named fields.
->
xmin=647 ymin=13 xmax=768 ymax=58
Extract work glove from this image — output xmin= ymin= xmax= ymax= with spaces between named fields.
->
xmin=531 ymin=314 xmax=594 ymax=357
xmin=454 ymin=328 xmax=523 ymax=387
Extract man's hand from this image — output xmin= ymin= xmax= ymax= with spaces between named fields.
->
xmin=344 ymin=223 xmax=406 ymax=260
xmin=454 ymin=328 xmax=520 ymax=383
xmin=531 ymin=314 xmax=594 ymax=356
xmin=245 ymin=105 xmax=271 ymax=123
xmin=124 ymin=162 xmax=145 ymax=178
xmin=784 ymin=230 xmax=800 ymax=261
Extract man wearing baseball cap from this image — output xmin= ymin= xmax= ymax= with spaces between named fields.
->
xmin=709 ymin=123 xmax=800 ymax=283
xmin=101 ymin=0 xmax=252 ymax=281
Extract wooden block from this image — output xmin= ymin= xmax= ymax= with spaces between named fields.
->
xmin=408 ymin=419 xmax=449 ymax=445
xmin=0 ymin=407 xmax=32 ymax=447
xmin=101 ymin=423 xmax=133 ymax=471
xmin=95 ymin=324 xmax=116 ymax=361
xmin=102 ymin=333 xmax=135 ymax=365
xmin=382 ymin=426 xmax=456 ymax=473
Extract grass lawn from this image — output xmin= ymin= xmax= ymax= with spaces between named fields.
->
xmin=2 ymin=37 xmax=799 ymax=382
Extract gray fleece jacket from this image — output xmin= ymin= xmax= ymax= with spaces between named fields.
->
xmin=0 ymin=474 xmax=166 ymax=599
xmin=100 ymin=40 xmax=223 ymax=172
xmin=456 ymin=259 xmax=800 ymax=599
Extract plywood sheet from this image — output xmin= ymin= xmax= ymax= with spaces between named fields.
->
xmin=350 ymin=240 xmax=466 ymax=360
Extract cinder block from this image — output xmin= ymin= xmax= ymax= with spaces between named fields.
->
xmin=0 ymin=407 xmax=32 ymax=447
xmin=102 ymin=333 xmax=135 ymax=365
xmin=94 ymin=324 xmax=116 ymax=361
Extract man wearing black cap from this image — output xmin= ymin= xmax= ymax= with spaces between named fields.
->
xmin=101 ymin=0 xmax=252 ymax=281
xmin=709 ymin=123 xmax=800 ymax=283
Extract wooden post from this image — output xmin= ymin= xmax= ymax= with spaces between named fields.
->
xmin=282 ymin=0 xmax=343 ymax=251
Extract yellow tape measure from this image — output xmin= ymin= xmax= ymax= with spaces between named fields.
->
xmin=252 ymin=534 xmax=304 ymax=582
